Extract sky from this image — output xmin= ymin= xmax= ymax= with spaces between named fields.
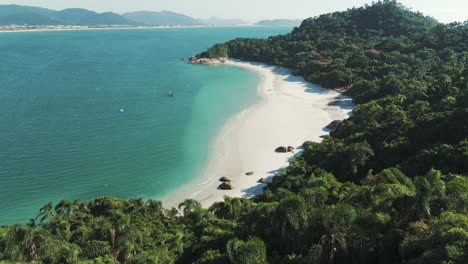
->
xmin=0 ymin=0 xmax=466 ymax=23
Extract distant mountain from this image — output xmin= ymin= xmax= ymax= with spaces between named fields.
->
xmin=0 ymin=5 xmax=134 ymax=25
xmin=0 ymin=12 xmax=62 ymax=25
xmin=199 ymin=17 xmax=247 ymax=26
xmin=0 ymin=4 xmax=55 ymax=17
xmin=123 ymin=11 xmax=202 ymax=26
xmin=53 ymin=9 xmax=134 ymax=26
xmin=0 ymin=5 xmax=59 ymax=25
xmin=255 ymin=19 xmax=303 ymax=26
xmin=0 ymin=4 xmax=249 ymax=27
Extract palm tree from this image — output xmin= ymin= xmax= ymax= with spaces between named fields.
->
xmin=178 ymin=199 xmax=202 ymax=215
xmin=227 ymin=237 xmax=268 ymax=264
xmin=393 ymin=169 xmax=447 ymax=225
xmin=208 ymin=201 xmax=225 ymax=216
xmin=126 ymin=198 xmax=144 ymax=214
xmin=310 ymin=204 xmax=357 ymax=264
xmin=36 ymin=201 xmax=56 ymax=224
xmin=144 ymin=199 xmax=163 ymax=217
xmin=26 ymin=218 xmax=36 ymax=228
xmin=243 ymin=202 xmax=278 ymax=235
xmin=54 ymin=200 xmax=75 ymax=218
xmin=208 ymin=196 xmax=245 ymax=219
xmin=2 ymin=225 xmax=47 ymax=262
xmin=62 ymin=244 xmax=82 ymax=264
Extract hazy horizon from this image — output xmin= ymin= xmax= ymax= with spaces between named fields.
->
xmin=0 ymin=0 xmax=466 ymax=23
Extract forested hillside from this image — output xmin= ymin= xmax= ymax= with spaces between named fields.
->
xmin=0 ymin=1 xmax=466 ymax=263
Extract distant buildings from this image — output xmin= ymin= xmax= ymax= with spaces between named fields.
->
xmin=0 ymin=25 xmax=92 ymax=31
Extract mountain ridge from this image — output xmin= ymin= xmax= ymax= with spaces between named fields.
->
xmin=0 ymin=5 xmax=135 ymax=25
xmin=122 ymin=10 xmax=201 ymax=26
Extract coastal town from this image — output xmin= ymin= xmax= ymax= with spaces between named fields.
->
xmin=0 ymin=24 xmax=90 ymax=31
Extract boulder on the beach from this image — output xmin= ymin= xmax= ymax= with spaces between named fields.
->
xmin=326 ymin=120 xmax=343 ymax=130
xmin=258 ymin=178 xmax=267 ymax=184
xmin=275 ymin=146 xmax=288 ymax=153
xmin=302 ymin=141 xmax=312 ymax=148
xmin=245 ymin=171 xmax=254 ymax=176
xmin=287 ymin=146 xmax=295 ymax=152
xmin=189 ymin=56 xmax=197 ymax=61
xmin=219 ymin=176 xmax=232 ymax=182
xmin=219 ymin=182 xmax=233 ymax=190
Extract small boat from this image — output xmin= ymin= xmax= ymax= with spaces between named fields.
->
xmin=169 ymin=92 xmax=174 ymax=96
xmin=120 ymin=108 xmax=124 ymax=112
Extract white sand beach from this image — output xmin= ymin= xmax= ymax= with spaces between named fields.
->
xmin=161 ymin=59 xmax=353 ymax=208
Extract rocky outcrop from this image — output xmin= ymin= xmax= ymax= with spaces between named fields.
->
xmin=219 ymin=176 xmax=232 ymax=182
xmin=258 ymin=178 xmax=267 ymax=184
xmin=245 ymin=171 xmax=254 ymax=176
xmin=188 ymin=57 xmax=228 ymax=65
xmin=326 ymin=120 xmax=343 ymax=130
xmin=219 ymin=182 xmax=233 ymax=190
xmin=275 ymin=146 xmax=288 ymax=153
xmin=287 ymin=146 xmax=295 ymax=152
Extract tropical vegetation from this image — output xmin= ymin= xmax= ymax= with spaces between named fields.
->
xmin=1 ymin=1 xmax=467 ymax=263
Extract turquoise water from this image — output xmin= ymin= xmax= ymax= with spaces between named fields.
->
xmin=0 ymin=27 xmax=292 ymax=225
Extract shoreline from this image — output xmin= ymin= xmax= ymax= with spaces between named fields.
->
xmin=0 ymin=25 xmax=258 ymax=33
xmin=160 ymin=59 xmax=353 ymax=208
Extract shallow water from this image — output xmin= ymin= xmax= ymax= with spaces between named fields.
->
xmin=0 ymin=27 xmax=292 ymax=224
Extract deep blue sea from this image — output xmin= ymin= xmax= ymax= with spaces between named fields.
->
xmin=0 ymin=27 xmax=292 ymax=224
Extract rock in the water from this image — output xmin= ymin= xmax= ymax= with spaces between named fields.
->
xmin=258 ymin=178 xmax=267 ymax=184
xmin=287 ymin=146 xmax=295 ymax=152
xmin=219 ymin=176 xmax=232 ymax=182
xmin=219 ymin=182 xmax=233 ymax=190
xmin=275 ymin=146 xmax=288 ymax=153
xmin=245 ymin=172 xmax=254 ymax=176
xmin=189 ymin=56 xmax=197 ymax=61
xmin=326 ymin=120 xmax=343 ymax=130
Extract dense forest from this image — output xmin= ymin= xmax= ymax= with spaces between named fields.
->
xmin=1 ymin=1 xmax=467 ymax=263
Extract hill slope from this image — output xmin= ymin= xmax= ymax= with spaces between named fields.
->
xmin=53 ymin=8 xmax=134 ymax=26
xmin=255 ymin=19 xmax=303 ymax=26
xmin=123 ymin=11 xmax=202 ymax=26
xmin=0 ymin=5 xmax=134 ymax=25
xmin=0 ymin=1 xmax=466 ymax=264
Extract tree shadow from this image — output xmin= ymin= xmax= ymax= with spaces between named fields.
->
xmin=270 ymin=67 xmax=331 ymax=95
xmin=327 ymin=97 xmax=354 ymax=111
xmin=230 ymin=59 xmax=332 ymax=95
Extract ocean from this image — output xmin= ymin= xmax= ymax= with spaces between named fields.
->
xmin=0 ymin=27 xmax=292 ymax=224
